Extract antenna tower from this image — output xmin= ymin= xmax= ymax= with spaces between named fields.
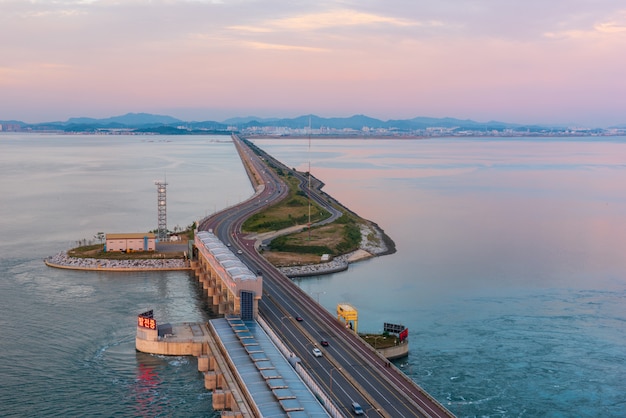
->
xmin=155 ymin=179 xmax=168 ymax=240
xmin=307 ymin=117 xmax=312 ymax=240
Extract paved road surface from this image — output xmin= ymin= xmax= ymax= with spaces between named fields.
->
xmin=198 ymin=134 xmax=454 ymax=417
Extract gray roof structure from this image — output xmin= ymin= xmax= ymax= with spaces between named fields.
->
xmin=211 ymin=316 xmax=329 ymax=417
xmin=197 ymin=231 xmax=257 ymax=282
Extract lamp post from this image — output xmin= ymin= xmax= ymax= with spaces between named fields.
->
xmin=312 ymin=291 xmax=326 ymax=304
xmin=373 ymin=335 xmax=381 ymax=349
xmin=365 ymin=407 xmax=381 ymax=417
xmin=329 ymin=367 xmax=342 ymax=394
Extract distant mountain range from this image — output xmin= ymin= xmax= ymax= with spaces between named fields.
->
xmin=1 ymin=112 xmax=621 ymax=134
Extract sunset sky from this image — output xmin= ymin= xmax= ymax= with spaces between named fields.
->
xmin=2 ymin=0 xmax=625 ymax=126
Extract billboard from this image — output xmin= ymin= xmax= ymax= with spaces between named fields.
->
xmin=138 ymin=310 xmax=156 ymax=330
xmin=383 ymin=322 xmax=405 ymax=334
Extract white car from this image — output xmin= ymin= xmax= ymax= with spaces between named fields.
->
xmin=312 ymin=348 xmax=323 ymax=358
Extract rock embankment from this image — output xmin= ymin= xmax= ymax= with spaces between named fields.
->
xmin=44 ymin=252 xmax=190 ymax=271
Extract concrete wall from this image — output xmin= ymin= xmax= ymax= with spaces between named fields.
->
xmin=379 ymin=342 xmax=409 ymax=360
xmin=192 ymin=237 xmax=262 ymax=318
xmin=136 ymin=338 xmax=203 ymax=356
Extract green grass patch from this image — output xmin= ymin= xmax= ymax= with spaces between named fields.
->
xmin=68 ymin=245 xmax=185 ymax=260
xmin=361 ymin=333 xmax=399 ymax=349
xmin=243 ymin=172 xmax=331 ymax=232
xmin=268 ymin=214 xmax=361 ymax=256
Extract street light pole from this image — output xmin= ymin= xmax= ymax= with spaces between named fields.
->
xmin=373 ymin=335 xmax=381 ymax=349
xmin=365 ymin=407 xmax=381 ymax=417
xmin=312 ymin=291 xmax=325 ymax=304
xmin=329 ymin=367 xmax=342 ymax=394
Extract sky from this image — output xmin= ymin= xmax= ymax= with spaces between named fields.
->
xmin=1 ymin=0 xmax=626 ymax=126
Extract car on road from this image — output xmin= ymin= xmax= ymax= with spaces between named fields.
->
xmin=295 ymin=316 xmax=303 ymax=322
xmin=351 ymin=402 xmax=364 ymax=415
xmin=237 ymin=250 xmax=243 ymax=254
xmin=312 ymin=348 xmax=323 ymax=357
xmin=320 ymin=340 xmax=329 ymax=347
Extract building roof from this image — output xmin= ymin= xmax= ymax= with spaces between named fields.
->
xmin=197 ymin=231 xmax=257 ymax=281
xmin=106 ymin=233 xmax=156 ymax=239
xmin=211 ymin=317 xmax=329 ymax=417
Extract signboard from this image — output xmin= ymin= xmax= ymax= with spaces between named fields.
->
xmin=383 ymin=322 xmax=405 ymax=334
xmin=138 ymin=310 xmax=156 ymax=330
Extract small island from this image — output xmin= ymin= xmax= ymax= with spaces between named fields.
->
xmin=44 ymin=229 xmax=193 ymax=271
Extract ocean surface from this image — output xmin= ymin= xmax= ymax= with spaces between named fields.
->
xmin=1 ymin=133 xmax=625 ymax=417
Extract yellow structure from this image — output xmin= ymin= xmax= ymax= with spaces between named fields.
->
xmin=337 ymin=303 xmax=358 ymax=333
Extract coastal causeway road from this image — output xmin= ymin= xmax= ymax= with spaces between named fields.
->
xmin=198 ymin=134 xmax=454 ymax=417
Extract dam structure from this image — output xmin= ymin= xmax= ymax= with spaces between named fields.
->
xmin=136 ymin=230 xmax=333 ymax=416
xmin=137 ymin=134 xmax=454 ymax=418
xmin=191 ymin=230 xmax=262 ymax=319
xmin=136 ymin=312 xmax=331 ymax=417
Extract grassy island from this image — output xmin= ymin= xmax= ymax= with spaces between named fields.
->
xmin=241 ymin=163 xmax=379 ymax=267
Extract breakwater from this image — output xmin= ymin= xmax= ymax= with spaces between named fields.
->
xmin=44 ymin=252 xmax=191 ymax=271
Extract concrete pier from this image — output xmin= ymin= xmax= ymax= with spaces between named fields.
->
xmin=135 ymin=315 xmax=253 ymax=416
xmin=136 ymin=313 xmax=330 ymax=417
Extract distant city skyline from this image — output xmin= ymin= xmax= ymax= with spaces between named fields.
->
xmin=2 ymin=1 xmax=625 ymax=127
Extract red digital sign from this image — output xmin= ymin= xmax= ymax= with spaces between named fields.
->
xmin=138 ymin=311 xmax=157 ymax=330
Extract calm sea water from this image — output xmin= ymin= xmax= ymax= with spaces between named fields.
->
xmin=256 ymin=137 xmax=626 ymax=418
xmin=0 ymin=134 xmax=252 ymax=417
xmin=1 ymin=134 xmax=624 ymax=417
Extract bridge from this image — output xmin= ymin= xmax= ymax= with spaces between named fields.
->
xmin=138 ymin=134 xmax=454 ymax=417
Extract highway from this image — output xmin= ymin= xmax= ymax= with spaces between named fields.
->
xmin=198 ymin=134 xmax=453 ymax=417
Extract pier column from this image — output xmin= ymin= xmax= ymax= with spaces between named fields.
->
xmin=212 ymin=390 xmax=238 ymax=412
xmin=204 ymin=370 xmax=226 ymax=391
xmin=197 ymin=352 xmax=217 ymax=372
xmin=204 ymin=371 xmax=218 ymax=390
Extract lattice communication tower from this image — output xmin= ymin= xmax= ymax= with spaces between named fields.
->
xmin=155 ymin=180 xmax=168 ymax=240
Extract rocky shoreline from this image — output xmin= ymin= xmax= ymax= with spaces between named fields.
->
xmin=45 ymin=221 xmax=394 ymax=276
xmin=277 ymin=221 xmax=394 ymax=278
xmin=44 ymin=252 xmax=191 ymax=271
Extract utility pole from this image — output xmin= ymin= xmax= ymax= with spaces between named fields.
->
xmin=307 ymin=117 xmax=312 ymax=241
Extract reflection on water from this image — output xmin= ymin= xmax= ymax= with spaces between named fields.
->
xmin=133 ymin=362 xmax=163 ymax=418
xmin=0 ymin=135 xmax=242 ymax=417
xmin=259 ymin=137 xmax=626 ymax=417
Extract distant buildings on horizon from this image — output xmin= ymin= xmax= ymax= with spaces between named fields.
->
xmin=2 ymin=121 xmax=626 ymax=138
xmin=235 ymin=125 xmax=626 ymax=138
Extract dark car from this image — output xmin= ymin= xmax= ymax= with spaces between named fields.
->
xmin=320 ymin=340 xmax=329 ymax=347
xmin=295 ymin=316 xmax=303 ymax=322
